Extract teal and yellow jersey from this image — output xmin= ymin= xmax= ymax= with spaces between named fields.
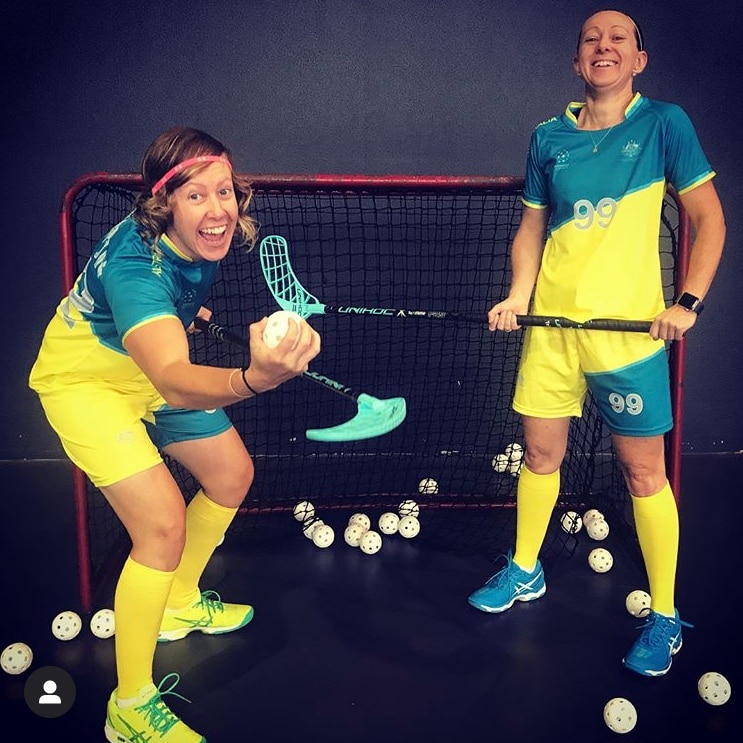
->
xmin=30 ymin=215 xmax=218 ymax=391
xmin=522 ymin=93 xmax=714 ymax=322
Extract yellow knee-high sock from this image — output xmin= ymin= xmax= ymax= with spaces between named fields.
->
xmin=513 ymin=466 xmax=561 ymax=572
xmin=166 ymin=489 xmax=238 ymax=609
xmin=115 ymin=556 xmax=175 ymax=699
xmin=631 ymin=481 xmax=678 ymax=617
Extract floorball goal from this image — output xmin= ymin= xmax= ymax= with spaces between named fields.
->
xmin=58 ymin=173 xmax=689 ymax=612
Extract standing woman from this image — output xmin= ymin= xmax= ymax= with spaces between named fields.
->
xmin=30 ymin=127 xmax=321 ymax=742
xmin=468 ymin=10 xmax=725 ymax=678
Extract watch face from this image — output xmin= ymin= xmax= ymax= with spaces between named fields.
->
xmin=678 ymin=293 xmax=703 ymax=313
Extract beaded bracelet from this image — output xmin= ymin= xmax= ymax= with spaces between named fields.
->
xmin=228 ymin=368 xmax=250 ymax=399
xmin=241 ymin=367 xmax=262 ymax=396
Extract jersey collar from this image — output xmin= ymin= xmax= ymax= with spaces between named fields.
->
xmin=564 ymin=92 xmax=644 ymax=129
xmin=158 ymin=233 xmax=194 ymax=263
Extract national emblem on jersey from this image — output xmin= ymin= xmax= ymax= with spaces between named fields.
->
xmin=620 ymin=140 xmax=642 ymax=160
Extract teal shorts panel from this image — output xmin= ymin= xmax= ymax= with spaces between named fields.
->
xmin=584 ymin=348 xmax=672 ymax=436
xmin=143 ymin=405 xmax=233 ymax=449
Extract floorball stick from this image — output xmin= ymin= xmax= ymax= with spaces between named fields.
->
xmin=259 ymin=234 xmax=652 ymax=333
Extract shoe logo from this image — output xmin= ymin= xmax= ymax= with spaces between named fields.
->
xmin=516 ymin=574 xmax=542 ymax=595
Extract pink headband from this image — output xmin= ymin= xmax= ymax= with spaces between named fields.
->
xmin=151 ymin=155 xmax=232 ymax=195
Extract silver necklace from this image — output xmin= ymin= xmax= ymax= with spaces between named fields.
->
xmin=588 ymin=125 xmax=616 ymax=153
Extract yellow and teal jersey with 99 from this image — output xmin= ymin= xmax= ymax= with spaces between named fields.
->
xmin=30 ymin=215 xmax=218 ymax=390
xmin=522 ymin=93 xmax=714 ymax=322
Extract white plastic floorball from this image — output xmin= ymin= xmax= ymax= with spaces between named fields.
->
xmin=302 ymin=517 xmax=324 ymax=539
xmin=588 ymin=547 xmax=613 ymax=573
xmin=359 ymin=530 xmax=383 ymax=554
xmin=90 ymin=608 xmax=116 ymax=639
xmin=398 ymin=499 xmax=420 ymax=518
xmin=625 ymin=589 xmax=651 ymax=618
xmin=583 ymin=508 xmax=604 ymax=524
xmin=603 ymin=697 xmax=637 ymax=734
xmin=348 ymin=512 xmax=371 ymax=530
xmin=560 ymin=510 xmax=583 ymax=534
xmin=398 ymin=515 xmax=421 ymax=538
xmin=418 ymin=478 xmax=439 ymax=495
xmin=1 ymin=642 xmax=33 ymax=675
xmin=585 ymin=517 xmax=610 ymax=541
xmin=697 ymin=672 xmax=732 ymax=706
xmin=312 ymin=524 xmax=335 ymax=548
xmin=504 ymin=442 xmax=523 ymax=459
xmin=263 ymin=310 xmax=302 ymax=349
xmin=344 ymin=522 xmax=367 ymax=547
xmin=293 ymin=500 xmax=315 ymax=522
xmin=51 ymin=610 xmax=83 ymax=641
xmin=378 ymin=512 xmax=400 ymax=535
xmin=491 ymin=454 xmax=509 ymax=473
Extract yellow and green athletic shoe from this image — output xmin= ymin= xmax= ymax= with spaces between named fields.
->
xmin=104 ymin=674 xmax=205 ymax=742
xmin=158 ymin=590 xmax=254 ymax=642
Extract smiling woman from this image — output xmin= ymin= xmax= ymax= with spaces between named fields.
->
xmin=164 ymin=160 xmax=238 ymax=262
xmin=470 ymin=8 xmax=726 ymax=683
xmin=27 ymin=126 xmax=322 ymax=743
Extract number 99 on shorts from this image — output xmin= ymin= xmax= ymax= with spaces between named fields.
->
xmin=608 ymin=392 xmax=644 ymax=416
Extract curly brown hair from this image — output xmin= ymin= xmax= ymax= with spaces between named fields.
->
xmin=133 ymin=127 xmax=258 ymax=249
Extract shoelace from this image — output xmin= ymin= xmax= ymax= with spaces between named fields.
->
xmin=635 ymin=612 xmax=693 ymax=648
xmin=485 ymin=551 xmax=520 ymax=586
xmin=197 ymin=590 xmax=226 ymax=618
xmin=134 ymin=673 xmax=192 ymax=736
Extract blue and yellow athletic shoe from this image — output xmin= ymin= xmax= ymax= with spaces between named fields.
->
xmin=468 ymin=551 xmax=546 ymax=613
xmin=622 ymin=609 xmax=692 ymax=677
xmin=158 ymin=590 xmax=254 ymax=642
xmin=104 ymin=673 xmax=205 ymax=742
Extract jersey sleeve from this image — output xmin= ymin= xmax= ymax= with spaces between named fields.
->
xmin=521 ymin=127 xmax=550 ymax=210
xmin=663 ymin=104 xmax=715 ymax=194
xmin=103 ymin=254 xmax=179 ymax=340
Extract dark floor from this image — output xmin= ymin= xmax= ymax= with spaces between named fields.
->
xmin=1 ymin=455 xmax=740 ymax=741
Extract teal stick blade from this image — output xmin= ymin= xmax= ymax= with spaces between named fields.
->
xmin=306 ymin=395 xmax=407 ymax=442
xmin=259 ymin=234 xmax=324 ymax=319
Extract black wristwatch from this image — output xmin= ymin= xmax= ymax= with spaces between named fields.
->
xmin=675 ymin=292 xmax=704 ymax=315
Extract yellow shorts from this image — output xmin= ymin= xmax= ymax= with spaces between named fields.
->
xmin=35 ymin=380 xmax=232 ymax=488
xmin=513 ymin=326 xmax=672 ymax=436
xmin=29 ymin=311 xmax=233 ymax=487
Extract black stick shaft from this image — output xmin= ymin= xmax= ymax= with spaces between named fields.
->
xmin=322 ymin=305 xmax=486 ymax=324
xmin=194 ymin=317 xmax=249 ymax=349
xmin=518 ymin=315 xmax=652 ymax=332
xmin=321 ymin=307 xmax=651 ymax=332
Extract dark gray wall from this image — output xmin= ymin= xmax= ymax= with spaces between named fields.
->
xmin=4 ymin=0 xmax=741 ymax=458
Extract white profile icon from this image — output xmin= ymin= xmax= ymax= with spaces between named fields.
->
xmin=39 ymin=679 xmax=61 ymax=705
